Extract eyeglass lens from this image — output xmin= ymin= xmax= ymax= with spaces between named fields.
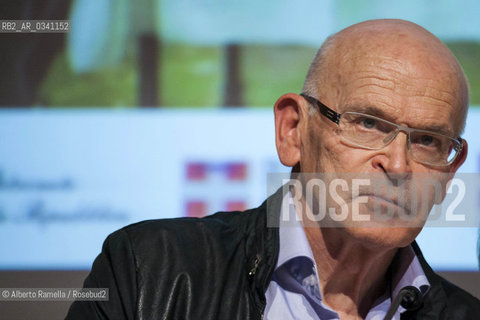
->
xmin=338 ymin=112 xmax=458 ymax=165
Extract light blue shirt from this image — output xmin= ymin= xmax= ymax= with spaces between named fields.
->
xmin=264 ymin=192 xmax=430 ymax=320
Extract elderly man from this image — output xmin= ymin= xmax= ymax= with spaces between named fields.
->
xmin=66 ymin=19 xmax=480 ymax=319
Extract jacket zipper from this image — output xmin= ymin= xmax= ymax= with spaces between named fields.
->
xmin=248 ymin=254 xmax=264 ymax=320
xmin=249 ymin=254 xmax=261 ymax=276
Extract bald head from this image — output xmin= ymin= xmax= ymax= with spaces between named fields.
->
xmin=303 ymin=19 xmax=469 ymax=135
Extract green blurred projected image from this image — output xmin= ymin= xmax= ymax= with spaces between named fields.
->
xmin=2 ymin=0 xmax=479 ymax=109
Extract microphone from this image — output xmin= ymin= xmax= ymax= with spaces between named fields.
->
xmin=384 ymin=286 xmax=422 ymax=320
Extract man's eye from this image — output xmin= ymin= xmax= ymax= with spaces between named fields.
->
xmin=362 ymin=118 xmax=376 ymax=129
xmin=420 ymin=135 xmax=434 ymax=146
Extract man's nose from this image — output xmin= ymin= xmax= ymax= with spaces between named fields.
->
xmin=373 ymin=132 xmax=411 ymax=180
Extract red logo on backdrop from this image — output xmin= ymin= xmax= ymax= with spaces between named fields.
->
xmin=225 ymin=163 xmax=247 ymax=180
xmin=184 ymin=161 xmax=248 ymax=217
xmin=226 ymin=201 xmax=247 ymax=212
xmin=186 ymin=163 xmax=207 ymax=181
xmin=185 ymin=201 xmax=207 ymax=218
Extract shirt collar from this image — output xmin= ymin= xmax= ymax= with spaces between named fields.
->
xmin=276 ymin=191 xmax=316 ymax=269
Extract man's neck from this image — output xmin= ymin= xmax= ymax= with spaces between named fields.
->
xmin=297 ymin=200 xmax=399 ymax=320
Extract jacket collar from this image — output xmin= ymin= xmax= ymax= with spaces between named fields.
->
xmin=245 ymin=186 xmax=284 ymax=311
xmin=401 ymin=241 xmax=448 ymax=319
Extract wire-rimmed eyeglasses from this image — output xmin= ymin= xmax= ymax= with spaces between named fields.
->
xmin=300 ymin=93 xmax=463 ymax=167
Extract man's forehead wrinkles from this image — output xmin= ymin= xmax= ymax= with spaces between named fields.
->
xmin=340 ymin=68 xmax=459 ymax=109
xmin=398 ymin=82 xmax=457 ymax=105
xmin=352 ymin=67 xmax=428 ymax=88
xmin=341 ymin=54 xmax=410 ymax=75
xmin=422 ymin=85 xmax=458 ymax=106
xmin=353 ymin=75 xmax=396 ymax=91
xmin=407 ymin=103 xmax=455 ymax=136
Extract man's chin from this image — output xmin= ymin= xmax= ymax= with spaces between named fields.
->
xmin=341 ymin=225 xmax=423 ymax=250
xmin=344 ymin=199 xmax=429 ymax=229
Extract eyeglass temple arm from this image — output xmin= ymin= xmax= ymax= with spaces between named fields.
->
xmin=454 ymin=137 xmax=464 ymax=151
xmin=300 ymin=93 xmax=341 ymax=124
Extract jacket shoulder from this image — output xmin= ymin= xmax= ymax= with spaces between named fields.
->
xmin=437 ymin=274 xmax=480 ymax=317
xmin=106 ymin=206 xmax=263 ymax=266
xmin=118 ymin=206 xmax=261 ymax=244
xmin=409 ymin=241 xmax=480 ymax=319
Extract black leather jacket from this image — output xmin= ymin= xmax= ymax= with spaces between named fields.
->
xmin=66 ymin=188 xmax=480 ymax=319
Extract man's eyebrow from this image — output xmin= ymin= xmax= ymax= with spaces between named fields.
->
xmin=344 ymin=104 xmax=455 ymax=137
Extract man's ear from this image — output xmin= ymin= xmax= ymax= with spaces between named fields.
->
xmin=274 ymin=93 xmax=308 ymax=167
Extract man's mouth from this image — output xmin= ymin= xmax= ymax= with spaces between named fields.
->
xmin=356 ymin=192 xmax=411 ymax=213
xmin=365 ymin=194 xmax=400 ymax=207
